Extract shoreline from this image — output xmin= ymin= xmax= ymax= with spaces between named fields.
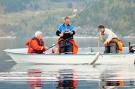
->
xmin=0 ymin=36 xmax=135 ymax=39
xmin=0 ymin=36 xmax=16 ymax=39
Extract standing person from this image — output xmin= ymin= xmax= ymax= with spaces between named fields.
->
xmin=98 ymin=25 xmax=123 ymax=54
xmin=25 ymin=31 xmax=47 ymax=54
xmin=56 ymin=16 xmax=78 ymax=54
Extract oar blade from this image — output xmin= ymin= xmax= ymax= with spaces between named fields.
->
xmin=90 ymin=52 xmax=100 ymax=65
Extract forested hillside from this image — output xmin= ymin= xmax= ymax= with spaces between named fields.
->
xmin=0 ymin=0 xmax=134 ymax=37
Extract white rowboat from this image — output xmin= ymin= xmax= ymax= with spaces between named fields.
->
xmin=4 ymin=48 xmax=135 ymax=65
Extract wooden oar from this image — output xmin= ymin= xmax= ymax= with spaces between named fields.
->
xmin=89 ymin=52 xmax=101 ymax=65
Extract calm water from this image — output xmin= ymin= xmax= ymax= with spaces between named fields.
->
xmin=0 ymin=37 xmax=135 ymax=89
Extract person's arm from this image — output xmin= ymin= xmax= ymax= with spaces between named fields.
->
xmin=70 ymin=30 xmax=75 ymax=35
xmin=97 ymin=33 xmax=105 ymax=42
xmin=105 ymin=34 xmax=113 ymax=43
xmin=25 ymin=39 xmax=31 ymax=46
xmin=104 ymin=29 xmax=116 ymax=46
xmin=72 ymin=30 xmax=75 ymax=35
xmin=56 ymin=25 xmax=64 ymax=37
xmin=104 ymin=29 xmax=115 ymax=43
xmin=104 ymin=35 xmax=113 ymax=47
xmin=69 ymin=25 xmax=75 ymax=35
xmin=56 ymin=30 xmax=61 ymax=36
xmin=31 ymin=40 xmax=44 ymax=51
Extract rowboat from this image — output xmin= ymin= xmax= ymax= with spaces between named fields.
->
xmin=4 ymin=48 xmax=135 ymax=64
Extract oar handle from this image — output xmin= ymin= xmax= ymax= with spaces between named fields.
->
xmin=45 ymin=44 xmax=56 ymax=51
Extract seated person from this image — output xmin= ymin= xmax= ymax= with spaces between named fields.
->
xmin=25 ymin=31 xmax=47 ymax=54
xmin=98 ymin=25 xmax=123 ymax=54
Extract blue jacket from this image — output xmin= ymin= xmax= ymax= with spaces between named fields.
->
xmin=58 ymin=24 xmax=74 ymax=32
xmin=56 ymin=24 xmax=75 ymax=39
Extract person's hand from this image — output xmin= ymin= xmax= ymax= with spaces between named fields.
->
xmin=104 ymin=41 xmax=108 ymax=47
xmin=41 ymin=46 xmax=47 ymax=51
xmin=45 ymin=47 xmax=48 ymax=51
xmin=69 ymin=31 xmax=73 ymax=35
xmin=59 ymin=33 xmax=64 ymax=37
xmin=41 ymin=46 xmax=44 ymax=50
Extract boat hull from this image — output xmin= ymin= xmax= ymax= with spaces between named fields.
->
xmin=4 ymin=48 xmax=135 ymax=64
xmin=7 ymin=53 xmax=96 ymax=64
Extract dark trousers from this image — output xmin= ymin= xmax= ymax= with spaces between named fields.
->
xmin=60 ymin=40 xmax=73 ymax=54
xmin=104 ymin=43 xmax=117 ymax=53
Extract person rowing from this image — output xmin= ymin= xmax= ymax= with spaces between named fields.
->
xmin=98 ymin=25 xmax=123 ymax=54
xmin=25 ymin=31 xmax=47 ymax=54
xmin=56 ymin=16 xmax=78 ymax=54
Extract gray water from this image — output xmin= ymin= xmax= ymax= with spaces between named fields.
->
xmin=0 ymin=37 xmax=135 ymax=89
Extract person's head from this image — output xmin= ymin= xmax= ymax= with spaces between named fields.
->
xmin=98 ymin=25 xmax=105 ymax=33
xmin=64 ymin=16 xmax=70 ymax=25
xmin=35 ymin=31 xmax=43 ymax=40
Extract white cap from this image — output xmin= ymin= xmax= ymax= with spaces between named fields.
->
xmin=35 ymin=31 xmax=42 ymax=37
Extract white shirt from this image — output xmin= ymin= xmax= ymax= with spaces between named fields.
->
xmin=99 ymin=28 xmax=117 ymax=43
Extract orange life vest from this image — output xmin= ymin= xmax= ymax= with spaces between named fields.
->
xmin=25 ymin=37 xmax=45 ymax=54
xmin=117 ymin=40 xmax=123 ymax=54
xmin=57 ymin=38 xmax=78 ymax=54
xmin=109 ymin=38 xmax=123 ymax=54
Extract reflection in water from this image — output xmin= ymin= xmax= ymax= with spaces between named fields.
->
xmin=28 ymin=69 xmax=42 ymax=89
xmin=27 ymin=68 xmax=78 ymax=89
xmin=2 ymin=64 xmax=132 ymax=89
xmin=99 ymin=78 xmax=125 ymax=89
xmin=0 ymin=62 xmax=135 ymax=88
xmin=0 ymin=38 xmax=135 ymax=89
xmin=57 ymin=69 xmax=78 ymax=89
xmin=99 ymin=80 xmax=135 ymax=89
xmin=98 ymin=68 xmax=135 ymax=89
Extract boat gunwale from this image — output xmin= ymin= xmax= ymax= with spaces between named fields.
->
xmin=3 ymin=49 xmax=135 ymax=56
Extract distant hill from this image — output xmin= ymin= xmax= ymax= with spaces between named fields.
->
xmin=75 ymin=0 xmax=135 ymax=36
xmin=0 ymin=0 xmax=134 ymax=37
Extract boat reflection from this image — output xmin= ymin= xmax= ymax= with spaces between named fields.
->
xmin=57 ymin=69 xmax=78 ymax=89
xmin=4 ymin=63 xmax=134 ymax=89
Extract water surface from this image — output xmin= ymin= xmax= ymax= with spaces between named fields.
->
xmin=0 ymin=37 xmax=135 ymax=89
